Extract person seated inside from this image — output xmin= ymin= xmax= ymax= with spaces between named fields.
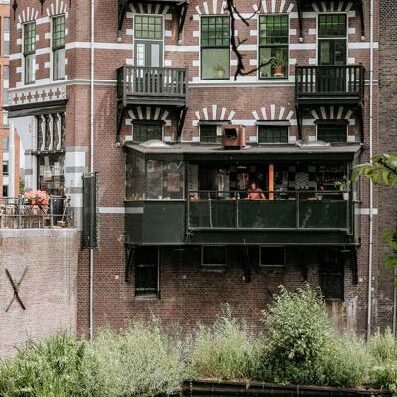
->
xmin=247 ymin=182 xmax=266 ymax=200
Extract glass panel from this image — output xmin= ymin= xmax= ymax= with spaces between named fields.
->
xmin=201 ymin=16 xmax=230 ymax=47
xmin=136 ymin=43 xmax=146 ymax=66
xmin=54 ymin=48 xmax=65 ymax=80
xmin=23 ymin=22 xmax=36 ymax=54
xmin=201 ymin=48 xmax=229 ymax=79
xmin=258 ymin=15 xmax=289 ymax=79
xmin=52 ymin=15 xmax=65 ymax=49
xmin=258 ymin=125 xmax=289 ymax=143
xmin=135 ymin=15 xmax=163 ymax=40
xmin=200 ymin=124 xmax=221 ymax=143
xmin=317 ymin=124 xmax=347 ymax=143
xmin=38 ymin=153 xmax=65 ymax=196
xmin=150 ymin=43 xmax=161 ymax=67
xmin=319 ymin=41 xmax=331 ymax=65
xmin=25 ymin=54 xmax=36 ymax=84
xmin=147 ymin=160 xmax=163 ymax=199
xmin=318 ymin=14 xmax=347 ymax=38
xmin=334 ymin=40 xmax=347 ymax=65
xmin=133 ymin=123 xmax=162 ymax=142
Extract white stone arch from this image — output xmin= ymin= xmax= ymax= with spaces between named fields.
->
xmin=252 ymin=0 xmax=295 ymax=14
xmin=17 ymin=7 xmax=39 ymax=24
xmin=311 ymin=1 xmax=355 ymax=12
xmin=310 ymin=106 xmax=355 ymax=123
xmin=46 ymin=0 xmax=68 ymax=17
xmin=126 ymin=106 xmax=172 ymax=126
xmin=129 ymin=2 xmax=173 ymax=14
xmin=195 ymin=0 xmax=227 ymax=15
xmin=193 ymin=105 xmax=236 ymax=126
xmin=252 ymin=104 xmax=294 ymax=121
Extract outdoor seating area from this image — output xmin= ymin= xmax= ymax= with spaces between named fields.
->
xmin=0 ymin=195 xmax=73 ymax=229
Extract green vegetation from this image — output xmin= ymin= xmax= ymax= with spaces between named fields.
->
xmin=1 ymin=286 xmax=397 ymax=396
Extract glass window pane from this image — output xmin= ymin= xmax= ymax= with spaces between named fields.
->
xmin=201 ymin=16 xmax=230 ymax=48
xmin=317 ymin=123 xmax=347 ymax=143
xmin=25 ymin=54 xmax=36 ymax=84
xmin=202 ymin=246 xmax=227 ymax=265
xmin=146 ymin=160 xmax=163 ymax=199
xmin=135 ymin=247 xmax=158 ymax=296
xmin=54 ymin=48 xmax=65 ymax=80
xmin=318 ymin=14 xmax=346 ymax=38
xmin=201 ymin=48 xmax=229 ymax=79
xmin=38 ymin=154 xmax=65 ymax=196
xmin=135 ymin=15 xmax=163 ymax=40
xmin=258 ymin=125 xmax=289 ymax=143
xmin=133 ymin=123 xmax=162 ymax=143
xmin=200 ymin=124 xmax=221 ymax=143
xmin=23 ymin=22 xmax=36 ymax=54
xmin=52 ymin=15 xmax=65 ymax=49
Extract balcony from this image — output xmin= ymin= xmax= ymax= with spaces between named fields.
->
xmin=295 ymin=65 xmax=365 ymax=106
xmin=117 ymin=66 xmax=188 ymax=139
xmin=0 ymin=196 xmax=74 ymax=229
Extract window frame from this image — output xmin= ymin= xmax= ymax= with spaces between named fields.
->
xmin=201 ymin=245 xmax=228 ymax=267
xmin=3 ymin=16 xmax=10 ymax=56
xmin=257 ymin=123 xmax=290 ymax=144
xmin=259 ymin=246 xmax=286 ymax=268
xmin=200 ymin=15 xmax=231 ymax=80
xmin=316 ymin=120 xmax=348 ymax=143
xmin=23 ymin=22 xmax=36 ymax=85
xmin=52 ymin=15 xmax=66 ymax=81
xmin=258 ymin=13 xmax=289 ymax=80
xmin=134 ymin=246 xmax=160 ymax=299
xmin=132 ymin=121 xmax=164 ymax=143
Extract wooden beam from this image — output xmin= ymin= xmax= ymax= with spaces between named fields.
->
xmin=268 ymin=164 xmax=274 ymax=201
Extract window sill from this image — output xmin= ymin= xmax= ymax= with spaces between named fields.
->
xmin=134 ymin=294 xmax=160 ymax=301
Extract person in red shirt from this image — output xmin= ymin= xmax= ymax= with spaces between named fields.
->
xmin=247 ymin=182 xmax=266 ymax=200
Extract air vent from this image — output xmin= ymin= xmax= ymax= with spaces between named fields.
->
xmin=222 ymin=125 xmax=246 ymax=149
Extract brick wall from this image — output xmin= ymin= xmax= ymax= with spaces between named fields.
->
xmin=0 ymin=229 xmax=78 ymax=357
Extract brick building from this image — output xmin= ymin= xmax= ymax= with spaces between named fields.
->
xmin=5 ymin=0 xmax=394 ymax=337
xmin=0 ymin=0 xmax=15 ymax=197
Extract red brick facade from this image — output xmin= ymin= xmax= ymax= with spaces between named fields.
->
xmin=7 ymin=0 xmax=394 ymax=338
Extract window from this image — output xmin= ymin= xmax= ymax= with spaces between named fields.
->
xmin=200 ymin=124 xmax=223 ymax=144
xmin=318 ymin=14 xmax=347 ymax=38
xmin=320 ymin=249 xmax=344 ymax=301
xmin=3 ymin=65 xmax=9 ymax=105
xmin=23 ymin=22 xmax=36 ymax=84
xmin=2 ymin=160 xmax=8 ymax=175
xmin=317 ymin=122 xmax=347 ymax=143
xmin=133 ymin=122 xmax=162 ymax=142
xmin=2 ymin=136 xmax=8 ymax=151
xmin=135 ymin=15 xmax=163 ymax=40
xmin=52 ymin=16 xmax=66 ymax=80
xmin=260 ymin=247 xmax=285 ymax=267
xmin=2 ymin=185 xmax=8 ymax=197
xmin=135 ymin=247 xmax=159 ymax=298
xmin=201 ymin=246 xmax=227 ymax=267
xmin=259 ymin=15 xmax=289 ymax=79
xmin=201 ymin=16 xmax=230 ymax=80
xmin=258 ymin=125 xmax=289 ymax=143
xmin=3 ymin=16 xmax=9 ymax=56
xmin=2 ymin=110 xmax=8 ymax=128
xmin=38 ymin=154 xmax=65 ymax=196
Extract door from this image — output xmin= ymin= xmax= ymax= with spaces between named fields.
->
xmin=317 ymin=14 xmax=347 ymax=94
xmin=134 ymin=15 xmax=164 ymax=93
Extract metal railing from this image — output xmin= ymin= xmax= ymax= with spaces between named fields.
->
xmin=117 ymin=65 xmax=187 ymax=100
xmin=0 ymin=196 xmax=74 ymax=229
xmin=188 ymin=190 xmax=351 ymax=232
xmin=295 ymin=65 xmax=365 ymax=99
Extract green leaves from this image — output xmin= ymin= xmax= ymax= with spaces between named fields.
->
xmin=353 ymin=154 xmax=397 ymax=186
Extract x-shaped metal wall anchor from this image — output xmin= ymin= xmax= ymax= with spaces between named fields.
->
xmin=5 ymin=267 xmax=28 ymax=312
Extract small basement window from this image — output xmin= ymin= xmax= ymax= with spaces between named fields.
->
xmin=135 ymin=247 xmax=159 ymax=298
xmin=201 ymin=246 xmax=227 ymax=267
xmin=317 ymin=122 xmax=347 ymax=143
xmin=260 ymin=247 xmax=286 ymax=267
xmin=258 ymin=125 xmax=289 ymax=143
xmin=200 ymin=124 xmax=223 ymax=144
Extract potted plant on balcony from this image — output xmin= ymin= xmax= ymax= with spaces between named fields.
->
xmin=334 ymin=178 xmax=351 ymax=200
xmin=272 ymin=50 xmax=286 ymax=78
xmin=24 ymin=190 xmax=50 ymax=208
xmin=213 ymin=63 xmax=226 ymax=79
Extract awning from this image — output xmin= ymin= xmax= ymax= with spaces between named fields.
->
xmin=125 ymin=141 xmax=363 ymax=161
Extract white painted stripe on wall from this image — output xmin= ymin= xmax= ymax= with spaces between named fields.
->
xmin=356 ymin=208 xmax=378 ymax=215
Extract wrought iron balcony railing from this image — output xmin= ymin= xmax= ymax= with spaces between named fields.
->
xmin=295 ymin=65 xmax=365 ymax=103
xmin=0 ymin=196 xmax=74 ymax=229
xmin=117 ymin=65 xmax=187 ymax=106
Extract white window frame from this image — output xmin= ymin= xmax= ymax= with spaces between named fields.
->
xmin=51 ymin=15 xmax=66 ymax=81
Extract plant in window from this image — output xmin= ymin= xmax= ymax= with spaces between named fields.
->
xmin=213 ymin=63 xmax=226 ymax=79
xmin=334 ymin=177 xmax=351 ymax=200
xmin=271 ymin=50 xmax=286 ymax=78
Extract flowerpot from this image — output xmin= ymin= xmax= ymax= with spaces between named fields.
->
xmin=343 ymin=192 xmax=349 ymax=201
xmin=217 ymin=70 xmax=225 ymax=79
xmin=273 ymin=66 xmax=284 ymax=78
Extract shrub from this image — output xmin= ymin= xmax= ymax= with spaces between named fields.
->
xmin=260 ymin=285 xmax=332 ymax=385
xmin=321 ymin=333 xmax=371 ymax=388
xmin=90 ymin=322 xmax=186 ymax=397
xmin=190 ymin=310 xmax=260 ymax=380
xmin=368 ymin=329 xmax=397 ymax=392
xmin=0 ymin=333 xmax=93 ymax=397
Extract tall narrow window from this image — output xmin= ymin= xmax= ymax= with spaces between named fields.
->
xmin=3 ymin=65 xmax=9 ymax=105
xmin=259 ymin=15 xmax=289 ymax=79
xmin=23 ymin=22 xmax=36 ymax=84
xmin=3 ymin=16 xmax=10 ymax=56
xmin=201 ymin=16 xmax=230 ymax=80
xmin=135 ymin=247 xmax=159 ymax=298
xmin=52 ymin=15 xmax=66 ymax=80
xmin=2 ymin=110 xmax=8 ymax=127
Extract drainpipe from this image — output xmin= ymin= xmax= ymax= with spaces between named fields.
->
xmin=89 ymin=0 xmax=95 ymax=342
xmin=367 ymin=0 xmax=374 ymax=340
xmin=8 ymin=120 xmax=15 ymax=196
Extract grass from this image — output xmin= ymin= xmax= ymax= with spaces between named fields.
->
xmin=1 ymin=286 xmax=397 ymax=395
